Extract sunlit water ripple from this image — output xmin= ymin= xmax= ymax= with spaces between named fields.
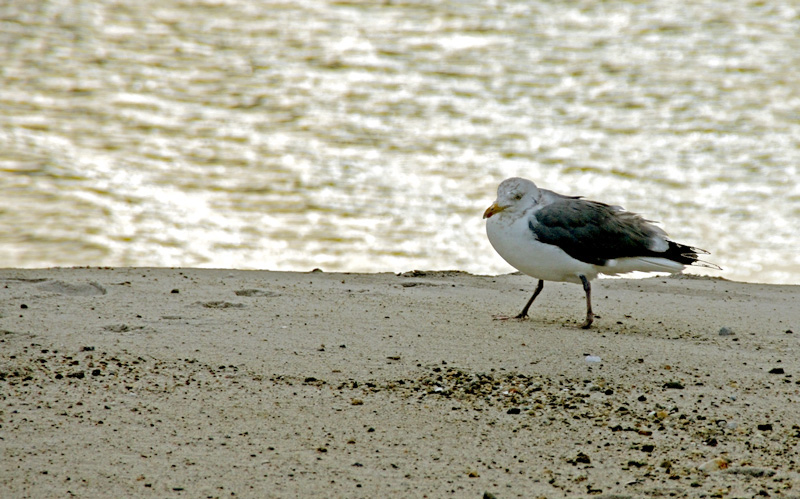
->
xmin=1 ymin=0 xmax=799 ymax=284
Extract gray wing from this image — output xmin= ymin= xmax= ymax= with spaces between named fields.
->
xmin=530 ymin=199 xmax=698 ymax=266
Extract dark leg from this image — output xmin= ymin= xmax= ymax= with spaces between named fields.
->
xmin=515 ymin=279 xmax=545 ymax=319
xmin=579 ymin=275 xmax=594 ymax=329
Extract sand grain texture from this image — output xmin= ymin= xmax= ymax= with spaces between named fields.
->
xmin=1 ymin=268 xmax=799 ymax=498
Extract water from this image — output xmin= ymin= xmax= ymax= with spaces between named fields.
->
xmin=1 ymin=0 xmax=799 ymax=284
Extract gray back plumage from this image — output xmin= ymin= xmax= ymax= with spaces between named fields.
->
xmin=529 ymin=198 xmax=698 ymax=266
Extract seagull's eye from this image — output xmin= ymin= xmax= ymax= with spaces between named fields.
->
xmin=513 ymin=193 xmax=523 ymax=200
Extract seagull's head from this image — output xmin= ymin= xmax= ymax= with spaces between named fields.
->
xmin=483 ymin=177 xmax=541 ymax=219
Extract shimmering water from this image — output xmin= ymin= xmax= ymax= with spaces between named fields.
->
xmin=1 ymin=0 xmax=799 ymax=284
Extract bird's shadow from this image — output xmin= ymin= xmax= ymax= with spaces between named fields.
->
xmin=491 ymin=314 xmax=603 ymax=329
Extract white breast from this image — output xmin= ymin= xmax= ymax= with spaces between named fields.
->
xmin=486 ymin=212 xmax=598 ymax=284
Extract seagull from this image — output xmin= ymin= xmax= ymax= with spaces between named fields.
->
xmin=483 ymin=177 xmax=719 ymax=328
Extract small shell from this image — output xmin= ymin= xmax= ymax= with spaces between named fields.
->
xmin=698 ymin=457 xmax=730 ymax=472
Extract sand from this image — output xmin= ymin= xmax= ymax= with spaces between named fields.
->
xmin=1 ymin=267 xmax=799 ymax=498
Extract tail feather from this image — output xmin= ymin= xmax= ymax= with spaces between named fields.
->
xmin=662 ymin=241 xmax=721 ymax=270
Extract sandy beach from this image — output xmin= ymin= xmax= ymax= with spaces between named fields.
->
xmin=1 ymin=267 xmax=798 ymax=498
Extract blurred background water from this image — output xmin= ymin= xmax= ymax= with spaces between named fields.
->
xmin=1 ymin=0 xmax=799 ymax=284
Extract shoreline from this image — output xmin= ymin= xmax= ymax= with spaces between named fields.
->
xmin=2 ymin=267 xmax=798 ymax=497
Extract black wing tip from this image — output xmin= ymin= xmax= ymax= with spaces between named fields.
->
xmin=680 ymin=246 xmax=722 ymax=270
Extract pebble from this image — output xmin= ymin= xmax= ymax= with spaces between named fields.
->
xmin=573 ymin=452 xmax=591 ymax=464
xmin=585 ymin=355 xmax=602 ymax=363
xmin=718 ymin=327 xmax=734 ymax=336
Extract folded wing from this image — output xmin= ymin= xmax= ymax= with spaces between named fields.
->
xmin=529 ymin=199 xmax=705 ymax=267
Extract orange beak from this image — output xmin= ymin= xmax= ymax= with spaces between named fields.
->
xmin=483 ymin=202 xmax=505 ymax=219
